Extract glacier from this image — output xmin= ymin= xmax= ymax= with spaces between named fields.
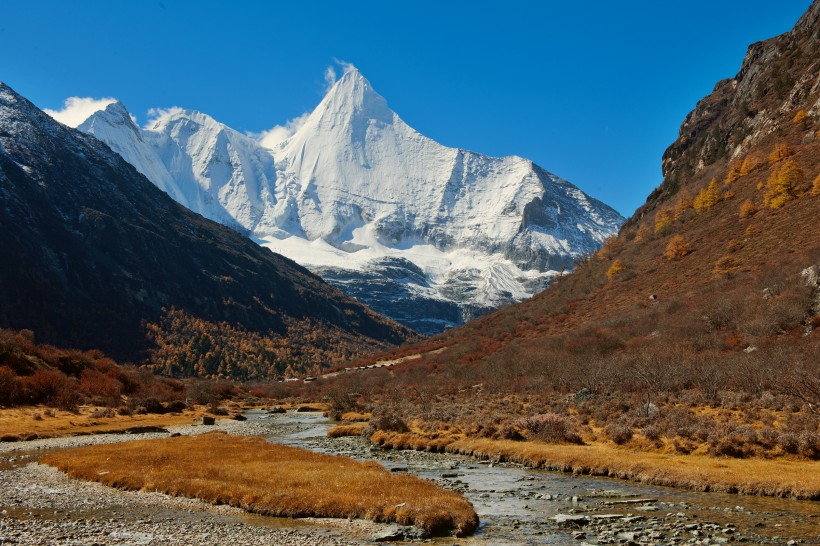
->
xmin=73 ymin=67 xmax=624 ymax=334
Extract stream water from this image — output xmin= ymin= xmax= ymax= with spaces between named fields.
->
xmin=252 ymin=409 xmax=820 ymax=545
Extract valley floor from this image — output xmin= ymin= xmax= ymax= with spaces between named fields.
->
xmin=2 ymin=405 xmax=818 ymax=545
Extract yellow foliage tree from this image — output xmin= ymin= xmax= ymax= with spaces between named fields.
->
xmin=739 ymin=155 xmax=760 ymax=176
xmin=768 ymin=143 xmax=793 ymax=165
xmin=664 ymin=235 xmax=691 ymax=261
xmin=597 ymin=236 xmax=623 ymax=259
xmin=792 ymin=109 xmax=808 ymax=124
xmin=635 ymin=224 xmax=650 ymax=242
xmin=673 ymin=190 xmax=693 ymax=220
xmin=654 ymin=207 xmax=674 ymax=233
xmin=813 ymin=173 xmax=820 ymax=196
xmin=713 ymin=256 xmax=740 ymax=277
xmin=693 ymin=178 xmax=721 ymax=213
xmin=738 ymin=199 xmax=756 ymax=219
xmin=764 ymin=160 xmax=803 ymax=209
xmin=606 ymin=259 xmax=624 ymax=280
xmin=724 ymin=160 xmax=742 ymax=184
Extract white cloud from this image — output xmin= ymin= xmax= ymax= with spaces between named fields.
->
xmin=323 ymin=59 xmax=358 ymax=92
xmin=44 ymin=96 xmax=117 ymax=128
xmin=323 ymin=65 xmax=338 ymax=92
xmin=145 ymin=106 xmax=188 ymax=129
xmin=332 ymin=57 xmax=357 ymax=75
xmin=254 ymin=112 xmax=310 ymax=151
xmin=253 ymin=60 xmax=360 ymax=151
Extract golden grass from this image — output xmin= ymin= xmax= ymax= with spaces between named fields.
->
xmin=327 ymin=423 xmax=367 ymax=437
xmin=368 ymin=431 xmax=820 ymax=499
xmin=283 ymin=402 xmax=329 ymax=412
xmin=371 ymin=430 xmax=460 ymax=452
xmin=340 ymin=411 xmax=371 ymax=422
xmin=42 ymin=432 xmax=478 ymax=536
xmin=452 ymin=438 xmax=820 ymax=500
xmin=0 ymin=405 xmax=210 ymax=441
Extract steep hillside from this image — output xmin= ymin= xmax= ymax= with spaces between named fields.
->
xmin=315 ymin=2 xmax=820 ymax=470
xmin=0 ymin=83 xmax=414 ymax=376
xmin=383 ymin=0 xmax=819 ymax=370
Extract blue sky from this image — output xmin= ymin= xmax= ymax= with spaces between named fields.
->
xmin=0 ymin=1 xmax=811 ymax=216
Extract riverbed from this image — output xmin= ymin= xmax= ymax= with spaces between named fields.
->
xmin=257 ymin=409 xmax=820 ymax=545
xmin=1 ymin=410 xmax=818 ymax=545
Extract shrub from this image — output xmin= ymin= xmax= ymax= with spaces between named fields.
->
xmin=738 ymin=199 xmax=756 ymax=218
xmin=673 ymin=191 xmax=693 ymax=219
xmin=78 ymin=369 xmax=122 ymax=406
xmin=726 ymin=239 xmax=743 ymax=252
xmin=516 ymin=413 xmax=582 ymax=444
xmin=497 ymin=422 xmax=524 ymax=441
xmin=165 ymin=400 xmax=188 ymax=413
xmin=186 ymin=380 xmax=234 ymax=405
xmin=778 ymin=432 xmax=800 ymax=454
xmin=792 ymin=109 xmax=808 ymax=124
xmin=606 ymin=259 xmax=625 ymax=280
xmin=90 ymin=407 xmax=115 ymax=418
xmin=604 ymin=422 xmax=633 ymax=445
xmin=635 ymin=224 xmax=650 ymax=242
xmin=764 ymin=160 xmax=803 ymax=209
xmin=641 ymin=424 xmax=661 ymax=442
xmin=708 ymin=436 xmax=751 ymax=458
xmin=0 ymin=366 xmax=23 ymax=406
xmin=724 ymin=160 xmax=742 ymax=184
xmin=324 ymin=385 xmax=364 ymax=421
xmin=739 ymin=155 xmax=760 ymax=176
xmin=207 ymin=404 xmax=229 ymax=416
xmin=713 ymin=255 xmax=740 ymax=277
xmin=23 ymin=369 xmax=79 ymax=409
xmin=693 ymin=178 xmax=721 ymax=212
xmin=654 ymin=207 xmax=674 ymax=233
xmin=367 ymin=406 xmax=410 ymax=435
xmin=799 ymin=432 xmax=820 ymax=460
xmin=768 ymin=143 xmax=793 ymax=164
xmin=664 ymin=235 xmax=691 ymax=261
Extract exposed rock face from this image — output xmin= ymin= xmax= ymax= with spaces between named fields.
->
xmin=0 ymin=83 xmax=413 ymax=363
xmin=77 ymin=69 xmax=623 ymax=334
xmin=641 ymin=0 xmax=820 ymax=214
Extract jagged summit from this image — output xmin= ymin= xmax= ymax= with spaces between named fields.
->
xmin=74 ymin=69 xmax=623 ymax=333
xmin=296 ymin=67 xmax=394 ymax=131
xmin=79 ymin=102 xmax=183 ymax=203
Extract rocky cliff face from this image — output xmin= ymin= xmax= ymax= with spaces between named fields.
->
xmin=638 ymin=0 xmax=819 ymax=217
xmin=0 ymin=83 xmax=413 ymax=364
xmin=77 ymin=69 xmax=623 ymax=334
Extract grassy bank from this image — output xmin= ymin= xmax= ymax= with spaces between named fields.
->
xmin=42 ymin=432 xmax=478 ymax=536
xmin=0 ymin=405 xmax=214 ymax=441
xmin=369 ymin=430 xmax=820 ymax=500
xmin=327 ymin=423 xmax=367 ymax=437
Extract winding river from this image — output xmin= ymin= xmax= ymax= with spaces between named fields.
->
xmin=255 ymin=409 xmax=820 ymax=545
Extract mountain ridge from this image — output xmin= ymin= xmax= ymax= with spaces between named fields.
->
xmin=76 ymin=68 xmax=623 ymax=333
xmin=0 ymin=82 xmax=414 ymax=372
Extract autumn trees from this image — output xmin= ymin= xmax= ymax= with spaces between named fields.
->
xmin=145 ymin=307 xmax=383 ymax=380
xmin=765 ymin=160 xmax=804 ymax=209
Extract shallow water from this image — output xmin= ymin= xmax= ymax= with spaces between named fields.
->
xmin=249 ymin=409 xmax=820 ymax=545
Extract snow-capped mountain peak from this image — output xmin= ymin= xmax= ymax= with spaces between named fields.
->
xmin=306 ymin=67 xmax=394 ymax=129
xmin=76 ymin=70 xmax=624 ymax=333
